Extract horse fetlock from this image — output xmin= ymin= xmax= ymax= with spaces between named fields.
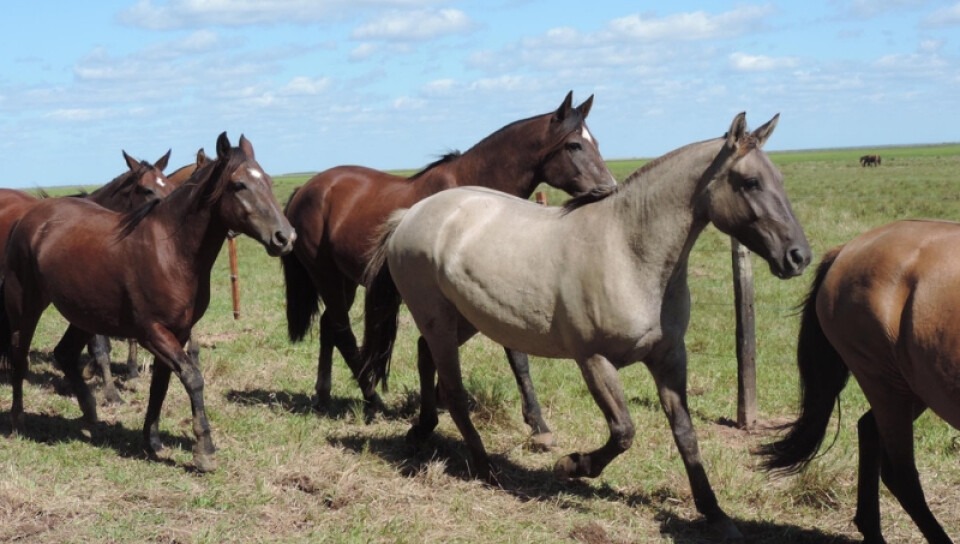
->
xmin=526 ymin=431 xmax=556 ymax=452
xmin=554 ymin=452 xmax=594 ymax=480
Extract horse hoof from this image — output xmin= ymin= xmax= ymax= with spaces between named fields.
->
xmin=553 ymin=454 xmax=579 ymax=481
xmin=102 ymin=389 xmax=124 ymax=405
xmin=193 ymin=452 xmax=218 ymax=473
xmin=527 ymin=432 xmax=556 ymax=452
xmin=710 ymin=517 xmax=743 ymax=541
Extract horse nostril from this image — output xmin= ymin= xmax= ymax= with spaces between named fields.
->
xmin=788 ymin=247 xmax=810 ymax=268
xmin=274 ymin=231 xmax=289 ymax=246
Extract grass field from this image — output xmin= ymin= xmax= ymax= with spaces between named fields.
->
xmin=2 ymin=143 xmax=959 ymax=543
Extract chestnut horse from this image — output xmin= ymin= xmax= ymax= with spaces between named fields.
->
xmin=360 ymin=113 xmax=810 ymax=538
xmin=0 ymin=133 xmax=295 ymax=472
xmin=759 ymin=220 xmax=959 ymax=543
xmin=86 ymin=147 xmax=212 ymax=391
xmin=282 ymin=91 xmax=615 ymax=447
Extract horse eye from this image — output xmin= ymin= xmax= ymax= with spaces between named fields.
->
xmin=742 ymin=178 xmax=761 ymax=192
xmin=232 ymin=181 xmax=248 ymax=191
xmin=565 ymin=142 xmax=583 ymax=151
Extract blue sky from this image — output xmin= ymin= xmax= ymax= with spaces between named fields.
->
xmin=1 ymin=0 xmax=958 ymax=189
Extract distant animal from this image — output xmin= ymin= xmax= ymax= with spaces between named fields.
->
xmin=759 ymin=219 xmax=959 ymax=544
xmin=360 ymin=112 xmax=810 ymax=539
xmin=281 ymin=91 xmax=616 ymax=449
xmin=85 ymin=147 xmax=213 ymax=393
xmin=0 ymin=133 xmax=295 ymax=473
xmin=860 ymin=154 xmax=881 ymax=167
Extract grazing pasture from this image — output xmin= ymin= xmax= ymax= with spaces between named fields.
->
xmin=2 ymin=144 xmax=959 ymax=543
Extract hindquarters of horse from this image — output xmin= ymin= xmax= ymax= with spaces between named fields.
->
xmin=819 ymin=219 xmax=960 ymax=430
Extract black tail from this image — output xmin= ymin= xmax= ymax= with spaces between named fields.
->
xmin=281 ymin=251 xmax=320 ymax=342
xmin=358 ymin=210 xmax=407 ymax=393
xmin=757 ymin=247 xmax=851 ymax=473
xmin=0 ymin=282 xmax=11 ymax=375
xmin=281 ymin=186 xmax=320 ymax=343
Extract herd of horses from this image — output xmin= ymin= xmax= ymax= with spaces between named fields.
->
xmin=0 ymin=93 xmax=956 ymax=543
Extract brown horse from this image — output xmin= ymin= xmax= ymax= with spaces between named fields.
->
xmin=86 ymin=147 xmax=213 ymax=390
xmin=83 ymin=147 xmax=209 ymax=403
xmin=860 ymin=154 xmax=881 ymax=167
xmin=283 ymin=92 xmax=615 ymax=446
xmin=0 ymin=133 xmax=295 ymax=472
xmin=759 ymin=219 xmax=959 ymax=543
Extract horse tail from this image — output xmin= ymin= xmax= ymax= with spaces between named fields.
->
xmin=358 ymin=209 xmax=408 ymax=393
xmin=281 ymin=251 xmax=319 ymax=343
xmin=281 ymin=186 xmax=321 ymax=343
xmin=757 ymin=247 xmax=850 ymax=473
xmin=0 ymin=281 xmax=11 ymax=374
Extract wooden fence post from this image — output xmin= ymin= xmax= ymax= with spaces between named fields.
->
xmin=535 ymin=191 xmax=547 ymax=205
xmin=731 ymin=238 xmax=757 ymax=429
xmin=228 ymin=237 xmax=241 ymax=320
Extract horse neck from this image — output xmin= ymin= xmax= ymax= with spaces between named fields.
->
xmin=87 ymin=171 xmax=134 ymax=211
xmin=432 ymin=117 xmax=547 ymax=198
xmin=608 ymin=139 xmax=725 ymax=277
xmin=149 ymin=179 xmax=229 ymax=274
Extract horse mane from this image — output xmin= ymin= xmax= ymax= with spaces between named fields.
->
xmin=113 ymin=147 xmax=234 ymax=240
xmin=409 ymin=151 xmax=461 ymax=179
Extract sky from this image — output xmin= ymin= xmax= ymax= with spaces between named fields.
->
xmin=1 ymin=0 xmax=958 ymax=189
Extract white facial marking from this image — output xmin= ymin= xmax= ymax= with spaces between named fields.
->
xmin=247 ymin=167 xmax=263 ymax=180
xmin=581 ymin=126 xmax=594 ymax=145
xmin=156 ymin=178 xmax=166 ymax=187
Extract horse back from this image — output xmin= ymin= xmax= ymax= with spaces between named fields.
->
xmin=287 ymin=165 xmax=432 ymax=283
xmin=819 ymin=219 xmax=960 ymax=428
xmin=0 ymin=189 xmax=40 ymax=259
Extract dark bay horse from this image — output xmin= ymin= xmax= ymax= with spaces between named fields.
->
xmin=860 ymin=154 xmax=881 ymax=167
xmin=360 ymin=113 xmax=810 ymax=538
xmin=0 ymin=133 xmax=295 ymax=473
xmin=282 ymin=91 xmax=615 ymax=447
xmin=759 ymin=219 xmax=959 ymax=543
xmin=86 ymin=147 xmax=213 ymax=390
xmin=0 ymin=151 xmax=173 ymax=404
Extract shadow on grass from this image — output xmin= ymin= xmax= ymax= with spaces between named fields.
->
xmin=330 ymin=430 xmax=859 ymax=544
xmin=0 ymin=411 xmax=195 ymax=472
xmin=225 ymin=387 xmax=422 ymax=421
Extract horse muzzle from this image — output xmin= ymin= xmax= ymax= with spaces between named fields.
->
xmin=266 ymin=228 xmax=297 ymax=257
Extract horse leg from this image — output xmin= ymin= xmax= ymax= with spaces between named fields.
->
xmin=871 ymin=400 xmax=951 ymax=544
xmin=407 ymin=336 xmax=439 ymax=444
xmin=647 ymin=347 xmax=741 ymax=539
xmin=142 ymin=326 xmax=217 ymax=473
xmin=503 ymin=347 xmax=554 ymax=450
xmin=142 ymin=360 xmax=172 ymax=458
xmin=3 ymin=275 xmax=45 ymax=434
xmin=85 ymin=335 xmax=123 ymax=404
xmin=54 ymin=325 xmax=99 ymax=428
xmin=126 ymin=338 xmax=140 ymax=378
xmin=854 ymin=411 xmax=885 ymax=544
xmin=315 ymin=310 xmax=337 ymax=409
xmin=554 ymin=354 xmax=633 ymax=479
xmin=186 ymin=334 xmax=200 ymax=368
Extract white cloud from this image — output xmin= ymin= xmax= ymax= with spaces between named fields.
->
xmin=45 ymin=108 xmax=116 ymax=122
xmin=841 ymin=0 xmax=929 ymax=18
xmin=606 ymin=5 xmax=775 ymax=42
xmin=282 ymin=76 xmax=330 ymax=95
xmin=118 ymin=0 xmax=441 ymax=30
xmin=729 ymin=52 xmax=799 ymax=71
xmin=349 ymin=43 xmax=379 ymax=61
xmin=351 ymin=9 xmax=473 ymax=41
xmin=922 ymin=2 xmax=960 ymax=27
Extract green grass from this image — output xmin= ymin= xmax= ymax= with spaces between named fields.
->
xmin=2 ymin=144 xmax=960 ymax=543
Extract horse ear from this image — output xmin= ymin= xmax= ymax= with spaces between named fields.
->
xmin=196 ymin=148 xmax=208 ymax=166
xmin=122 ymin=150 xmax=139 ymax=172
xmin=725 ymin=112 xmax=748 ymax=148
xmin=155 ymin=149 xmax=171 ymax=172
xmin=576 ymin=94 xmax=594 ymax=119
xmin=752 ymin=113 xmax=780 ymax=148
xmin=554 ymin=90 xmax=574 ymax=122
xmin=239 ymin=134 xmax=254 ymax=159
xmin=216 ymin=132 xmax=231 ymax=158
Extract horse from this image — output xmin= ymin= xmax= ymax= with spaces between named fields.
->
xmin=0 ymin=150 xmax=173 ymax=404
xmin=359 ymin=112 xmax=810 ymax=538
xmin=282 ymin=91 xmax=616 ymax=447
xmin=0 ymin=133 xmax=295 ymax=473
xmin=860 ymin=154 xmax=881 ymax=167
xmin=85 ymin=147 xmax=212 ymax=390
xmin=758 ymin=220 xmax=960 ymax=544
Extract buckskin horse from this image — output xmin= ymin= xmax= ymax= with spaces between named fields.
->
xmin=360 ymin=113 xmax=810 ymax=538
xmin=282 ymin=92 xmax=615 ymax=449
xmin=1 ymin=133 xmax=295 ymax=473
xmin=759 ymin=219 xmax=959 ymax=543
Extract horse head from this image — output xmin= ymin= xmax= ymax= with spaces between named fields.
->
xmin=705 ymin=112 xmax=811 ymax=278
xmin=537 ymin=91 xmax=617 ymax=196
xmin=212 ymin=132 xmax=296 ymax=256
